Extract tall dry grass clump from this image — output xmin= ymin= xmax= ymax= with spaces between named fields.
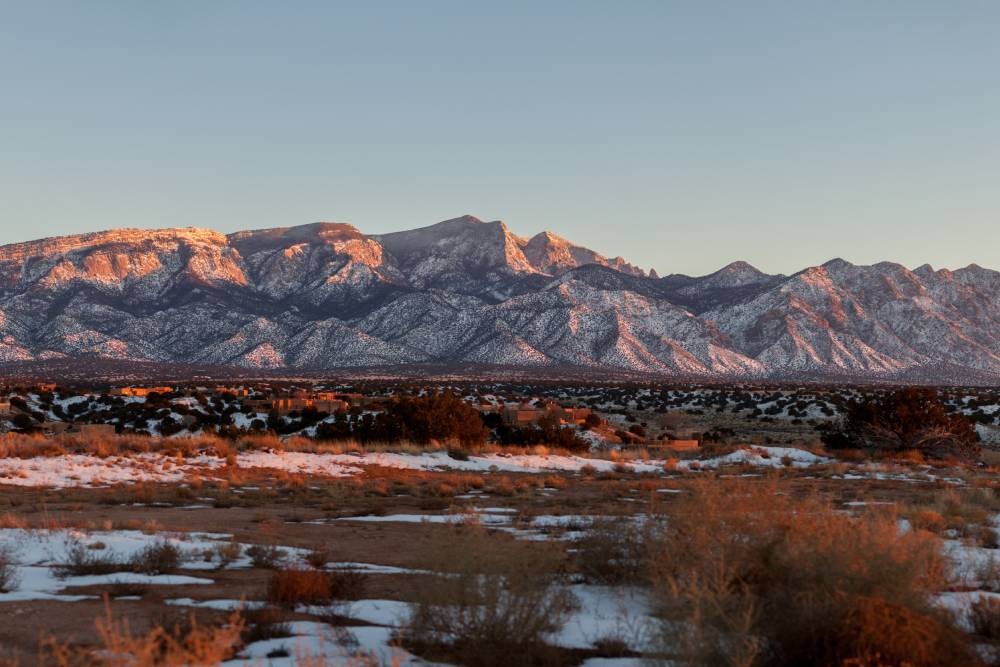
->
xmin=266 ymin=567 xmax=335 ymax=608
xmin=404 ymin=525 xmax=577 ymax=667
xmin=645 ymin=478 xmax=974 ymax=667
xmin=42 ymin=607 xmax=244 ymax=666
xmin=0 ymin=431 xmax=238 ymax=459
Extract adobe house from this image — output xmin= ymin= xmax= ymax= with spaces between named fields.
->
xmin=214 ymin=385 xmax=252 ymax=397
xmin=659 ymin=439 xmax=701 ymax=452
xmin=271 ymin=396 xmax=348 ymax=416
xmin=502 ymin=403 xmax=542 ymax=426
xmin=502 ymin=401 xmax=593 ymax=426
xmin=110 ymin=386 xmax=174 ymax=398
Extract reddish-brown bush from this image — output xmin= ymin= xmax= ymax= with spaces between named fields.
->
xmin=266 ymin=567 xmax=333 ymax=608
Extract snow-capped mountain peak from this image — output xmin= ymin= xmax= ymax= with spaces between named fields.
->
xmin=0 ymin=219 xmax=997 ymax=381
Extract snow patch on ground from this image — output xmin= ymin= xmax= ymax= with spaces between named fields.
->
xmin=0 ymin=528 xmax=233 ymax=602
xmin=0 ymin=445 xmax=834 ymax=488
xmin=676 ymin=446 xmax=829 ymax=470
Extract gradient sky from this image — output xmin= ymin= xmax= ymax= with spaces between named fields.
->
xmin=1 ymin=2 xmax=998 ymax=276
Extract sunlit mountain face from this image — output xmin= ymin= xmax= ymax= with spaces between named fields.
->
xmin=1 ymin=216 xmax=998 ymax=381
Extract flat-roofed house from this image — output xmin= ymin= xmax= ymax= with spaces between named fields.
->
xmin=110 ymin=386 xmax=173 ymax=398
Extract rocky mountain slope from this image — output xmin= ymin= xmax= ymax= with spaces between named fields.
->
xmin=0 ymin=215 xmax=997 ymax=380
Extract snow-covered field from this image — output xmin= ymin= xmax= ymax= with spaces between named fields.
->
xmin=0 ymin=445 xmax=845 ymax=489
xmin=0 ymin=529 xmax=233 ymax=602
xmin=0 ymin=522 xmax=660 ymax=664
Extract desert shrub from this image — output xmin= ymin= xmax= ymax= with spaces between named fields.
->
xmin=266 ymin=567 xmax=333 ymax=608
xmin=265 ymin=566 xmax=365 ymax=608
xmin=979 ymin=528 xmax=1000 ymax=550
xmin=246 ymin=544 xmax=284 ymax=569
xmin=0 ymin=546 xmax=19 ymax=593
xmin=645 ymin=479 xmax=966 ymax=667
xmin=326 ymin=568 xmax=368 ymax=600
xmin=542 ymin=474 xmax=568 ymax=489
xmin=241 ymin=607 xmax=292 ymax=644
xmin=574 ymin=517 xmax=645 ymax=585
xmin=417 ymin=496 xmax=450 ymax=511
xmin=447 ymin=448 xmax=471 ymax=461
xmin=591 ymin=636 xmax=633 ymax=658
xmin=380 ymin=390 xmax=488 ymax=446
xmin=490 ymin=476 xmax=516 ymax=497
xmin=907 ymin=489 xmax=996 ymax=543
xmin=213 ymin=541 xmax=242 ymax=569
xmin=53 ymin=539 xmax=127 ymax=578
xmin=130 ymin=540 xmax=181 ymax=575
xmin=267 ymin=568 xmax=367 ymax=607
xmin=0 ymin=512 xmax=28 ymax=529
xmin=404 ymin=525 xmax=577 ymax=667
xmin=305 ymin=548 xmax=330 ymax=569
xmin=968 ymin=595 xmax=1000 ymax=639
xmin=821 ymin=388 xmax=979 ymax=460
xmin=976 ymin=557 xmax=1000 ymax=592
xmin=909 ymin=508 xmax=948 ymax=534
xmin=837 ymin=596 xmax=972 ymax=666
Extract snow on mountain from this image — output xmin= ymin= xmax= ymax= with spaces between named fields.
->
xmin=521 ymin=231 xmax=646 ymax=277
xmin=658 ymin=262 xmax=786 ymax=313
xmin=0 ymin=219 xmax=998 ymax=380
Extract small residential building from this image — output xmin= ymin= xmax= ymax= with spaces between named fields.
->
xmin=658 ymin=439 xmax=700 ymax=452
xmin=502 ymin=401 xmax=593 ymax=427
xmin=277 ymin=397 xmax=348 ymax=415
xmin=242 ymin=398 xmax=273 ymax=412
xmin=313 ymin=398 xmax=348 ymax=414
xmin=551 ymin=405 xmax=593 ymax=425
xmin=110 ymin=386 xmax=174 ymax=398
xmin=502 ymin=404 xmax=543 ymax=426
xmin=214 ymin=385 xmax=252 ymax=397
xmin=334 ymin=393 xmax=383 ymax=407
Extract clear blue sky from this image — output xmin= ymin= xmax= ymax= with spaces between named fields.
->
xmin=1 ymin=1 xmax=997 ymax=276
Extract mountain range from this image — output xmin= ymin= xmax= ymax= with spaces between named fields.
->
xmin=0 ymin=215 xmax=997 ymax=381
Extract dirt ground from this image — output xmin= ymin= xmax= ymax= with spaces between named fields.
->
xmin=0 ymin=457 xmax=993 ymax=663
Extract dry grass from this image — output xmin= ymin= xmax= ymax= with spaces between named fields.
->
xmin=0 ymin=430 xmax=661 ymax=464
xmin=645 ymin=478 xmax=972 ymax=667
xmin=905 ymin=487 xmax=1000 ymax=546
xmin=42 ymin=606 xmax=245 ymax=666
xmin=0 ymin=432 xmax=236 ymax=460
